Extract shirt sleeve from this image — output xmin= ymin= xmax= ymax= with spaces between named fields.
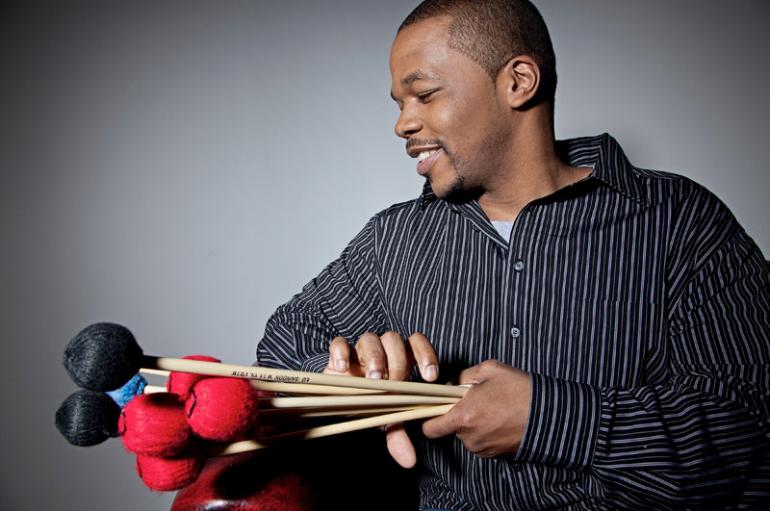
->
xmin=256 ymin=216 xmax=389 ymax=373
xmin=514 ymin=191 xmax=770 ymax=507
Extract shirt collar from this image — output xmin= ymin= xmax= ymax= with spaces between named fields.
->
xmin=556 ymin=133 xmax=648 ymax=206
xmin=419 ymin=181 xmax=436 ymax=208
xmin=419 ymin=133 xmax=648 ymax=208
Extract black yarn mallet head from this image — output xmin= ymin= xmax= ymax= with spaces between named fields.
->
xmin=64 ymin=322 xmax=144 ymax=391
xmin=55 ymin=390 xmax=121 ymax=446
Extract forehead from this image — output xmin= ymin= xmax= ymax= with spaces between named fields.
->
xmin=389 ymin=17 xmax=454 ymax=84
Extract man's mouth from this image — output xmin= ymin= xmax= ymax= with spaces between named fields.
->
xmin=416 ymin=148 xmax=444 ymax=175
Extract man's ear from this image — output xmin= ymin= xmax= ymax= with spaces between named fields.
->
xmin=497 ymin=56 xmax=541 ymax=109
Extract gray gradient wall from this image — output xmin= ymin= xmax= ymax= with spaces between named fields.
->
xmin=1 ymin=1 xmax=768 ymax=509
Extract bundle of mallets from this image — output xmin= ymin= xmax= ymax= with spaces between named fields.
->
xmin=55 ymin=323 xmax=466 ymax=491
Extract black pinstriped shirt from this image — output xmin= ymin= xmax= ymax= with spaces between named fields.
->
xmin=258 ymin=134 xmax=770 ymax=510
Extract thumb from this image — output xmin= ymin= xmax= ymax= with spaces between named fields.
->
xmin=458 ymin=363 xmax=486 ymax=385
xmin=385 ymin=423 xmax=417 ymax=468
xmin=422 ymin=406 xmax=462 ymax=439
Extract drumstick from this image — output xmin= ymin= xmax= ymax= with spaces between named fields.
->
xmin=144 ymin=385 xmax=458 ymax=408
xmin=144 ymin=356 xmax=465 ymax=397
xmin=140 ymin=369 xmax=384 ymax=395
xmin=131 ymin=383 xmax=438 ymax=430
xmin=66 ymin=323 xmax=467 ymax=398
xmin=216 ymin=403 xmax=455 ymax=456
xmin=259 ymin=405 xmax=430 ymax=419
xmin=265 ymin=394 xmax=459 ymax=408
xmin=139 ymin=368 xmax=169 ymax=377
xmin=143 ymin=385 xmax=431 ymax=420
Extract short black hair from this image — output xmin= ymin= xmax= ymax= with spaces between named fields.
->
xmin=399 ymin=0 xmax=557 ymax=107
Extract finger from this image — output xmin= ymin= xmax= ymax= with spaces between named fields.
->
xmin=355 ymin=332 xmax=387 ymax=379
xmin=458 ymin=364 xmax=484 ymax=385
xmin=407 ymin=332 xmax=439 ymax=381
xmin=422 ymin=407 xmax=462 ymax=439
xmin=458 ymin=360 xmax=503 ymax=384
xmin=380 ymin=331 xmax=410 ymax=381
xmin=325 ymin=337 xmax=352 ymax=374
xmin=385 ymin=423 xmax=417 ymax=468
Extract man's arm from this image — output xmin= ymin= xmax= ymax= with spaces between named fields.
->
xmin=256 ymin=215 xmax=440 ymax=468
xmin=426 ymin=194 xmax=770 ymax=508
xmin=257 ymin=217 xmax=389 ymax=373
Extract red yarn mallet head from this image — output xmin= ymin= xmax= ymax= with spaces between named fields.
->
xmin=167 ymin=355 xmax=221 ymax=399
xmin=135 ymin=453 xmax=205 ymax=492
xmin=254 ymin=471 xmax=315 ymax=510
xmin=185 ymin=377 xmax=260 ymax=442
xmin=173 ymin=453 xmax=315 ymax=510
xmin=119 ymin=393 xmax=193 ymax=456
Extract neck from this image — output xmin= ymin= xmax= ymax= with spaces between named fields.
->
xmin=478 ymin=108 xmax=589 ymax=221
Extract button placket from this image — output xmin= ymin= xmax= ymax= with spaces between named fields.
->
xmin=507 ymin=207 xmax=536 ymax=349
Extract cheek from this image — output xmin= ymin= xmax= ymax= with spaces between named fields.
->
xmin=434 ymin=104 xmax=460 ymax=139
xmin=436 ymin=100 xmax=486 ymax=157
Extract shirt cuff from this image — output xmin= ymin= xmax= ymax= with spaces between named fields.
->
xmin=513 ymin=373 xmax=602 ymax=470
xmin=300 ymin=352 xmax=331 ymax=373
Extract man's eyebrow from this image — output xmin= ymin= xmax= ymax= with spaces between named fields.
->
xmin=401 ymin=69 xmax=439 ymax=87
xmin=391 ymin=69 xmax=440 ymax=101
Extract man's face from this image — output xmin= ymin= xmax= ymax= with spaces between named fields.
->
xmin=389 ymin=17 xmax=511 ymax=200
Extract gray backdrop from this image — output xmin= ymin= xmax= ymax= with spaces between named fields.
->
xmin=1 ymin=1 xmax=768 ymax=509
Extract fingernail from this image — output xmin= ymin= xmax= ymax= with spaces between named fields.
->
xmin=424 ymin=364 xmax=438 ymax=381
xmin=334 ymin=358 xmax=347 ymax=372
xmin=368 ymin=371 xmax=382 ymax=380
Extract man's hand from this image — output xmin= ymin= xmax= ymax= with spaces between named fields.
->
xmin=323 ymin=331 xmax=439 ymax=468
xmin=422 ymin=360 xmax=532 ymax=457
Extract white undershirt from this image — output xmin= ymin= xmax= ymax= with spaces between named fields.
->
xmin=490 ymin=220 xmax=514 ymax=243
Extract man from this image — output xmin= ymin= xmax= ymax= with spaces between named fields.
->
xmin=258 ymin=0 xmax=770 ymax=509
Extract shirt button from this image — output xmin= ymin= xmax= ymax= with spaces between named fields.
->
xmin=510 ymin=327 xmax=521 ymax=339
xmin=513 ymin=260 xmax=525 ymax=272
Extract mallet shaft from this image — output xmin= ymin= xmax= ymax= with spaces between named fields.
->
xmin=140 ymin=370 xmax=384 ymax=395
xmin=144 ymin=356 xmax=466 ymax=398
xmin=144 ymin=384 xmax=456 ymax=407
xmin=215 ymin=403 xmax=454 ymax=456
xmin=266 ymin=394 xmax=458 ymax=408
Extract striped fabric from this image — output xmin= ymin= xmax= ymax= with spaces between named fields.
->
xmin=257 ymin=133 xmax=770 ymax=510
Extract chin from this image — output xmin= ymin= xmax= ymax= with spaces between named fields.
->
xmin=431 ymin=175 xmax=478 ymax=204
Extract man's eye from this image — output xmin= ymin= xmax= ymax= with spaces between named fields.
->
xmin=417 ymin=89 xmax=438 ymax=102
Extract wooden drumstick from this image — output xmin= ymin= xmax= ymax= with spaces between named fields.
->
xmin=216 ymin=403 xmax=455 ymax=456
xmin=144 ymin=384 xmax=427 ymax=418
xmin=140 ymin=369 xmax=384 ymax=395
xmin=143 ymin=356 xmax=466 ymax=398
xmin=260 ymin=405 xmax=431 ymax=419
xmin=144 ymin=385 xmax=458 ymax=408
xmin=265 ymin=394 xmax=458 ymax=408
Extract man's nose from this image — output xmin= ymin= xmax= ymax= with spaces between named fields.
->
xmin=394 ymin=106 xmax=422 ymax=139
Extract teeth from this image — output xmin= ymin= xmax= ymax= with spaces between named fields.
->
xmin=417 ymin=150 xmax=438 ymax=162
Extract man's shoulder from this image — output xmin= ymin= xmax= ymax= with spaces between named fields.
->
xmin=629 ymin=166 xmax=746 ymax=264
xmin=629 ymin=164 xmax=729 ymax=217
xmin=563 ymin=133 xmax=722 ymax=210
xmin=577 ymin=132 xmax=744 ymax=249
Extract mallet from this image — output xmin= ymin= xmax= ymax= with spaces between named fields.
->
xmin=65 ymin=322 xmax=467 ymax=397
xmin=143 ymin=368 xmax=384 ymax=396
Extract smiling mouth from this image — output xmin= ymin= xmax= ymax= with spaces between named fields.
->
xmin=417 ymin=149 xmax=439 ymax=163
xmin=416 ymin=148 xmax=444 ymax=175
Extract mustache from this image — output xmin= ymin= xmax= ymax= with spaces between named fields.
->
xmin=406 ymin=138 xmax=443 ymax=152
